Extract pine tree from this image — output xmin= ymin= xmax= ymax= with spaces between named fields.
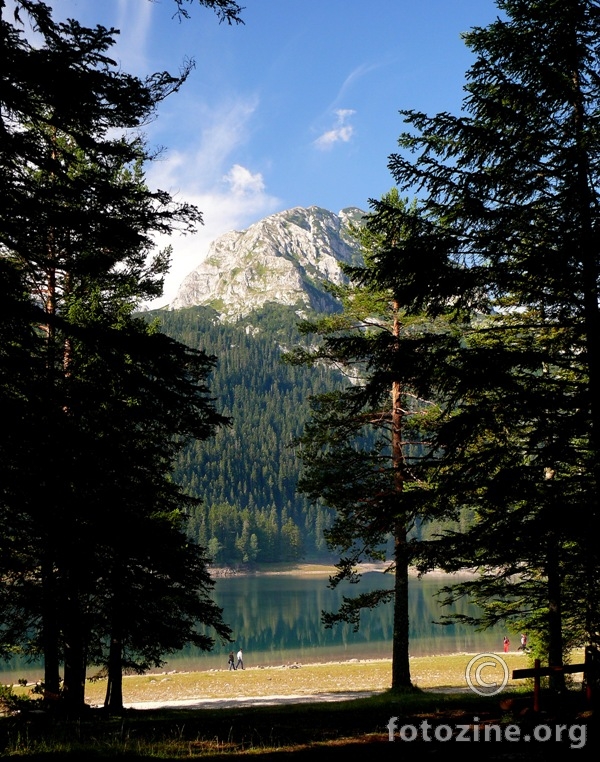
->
xmin=0 ymin=0 xmax=234 ymax=712
xmin=374 ymin=0 xmax=600 ymax=673
xmin=286 ymin=192 xmax=444 ymax=690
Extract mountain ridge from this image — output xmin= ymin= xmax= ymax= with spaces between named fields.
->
xmin=169 ymin=205 xmax=366 ymax=318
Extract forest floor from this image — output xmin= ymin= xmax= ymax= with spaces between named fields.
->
xmin=3 ymin=653 xmax=595 ymax=759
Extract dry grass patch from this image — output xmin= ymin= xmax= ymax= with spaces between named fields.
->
xmin=74 ymin=651 xmax=536 ymax=706
xmin=83 ymin=661 xmax=393 ymax=705
xmin=410 ymin=652 xmax=526 ymax=690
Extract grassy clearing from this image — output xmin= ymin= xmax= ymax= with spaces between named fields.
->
xmin=2 ymin=652 xmax=591 ymax=759
xmin=56 ymin=652 xmax=538 ymax=706
xmin=246 ymin=562 xmax=339 ymax=575
xmin=0 ymin=686 xmax=592 ymax=759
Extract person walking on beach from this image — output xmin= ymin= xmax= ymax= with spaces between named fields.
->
xmin=519 ymin=633 xmax=527 ymax=651
xmin=228 ymin=651 xmax=236 ymax=670
xmin=503 ymin=636 xmax=510 ymax=653
xmin=236 ymin=648 xmax=244 ymax=670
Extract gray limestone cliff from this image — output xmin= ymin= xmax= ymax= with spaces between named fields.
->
xmin=169 ymin=205 xmax=365 ymax=318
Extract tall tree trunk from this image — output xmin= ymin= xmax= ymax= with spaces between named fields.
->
xmin=41 ymin=552 xmax=61 ymax=702
xmin=392 ymin=518 xmax=411 ymax=689
xmin=41 ymin=223 xmax=62 ymax=704
xmin=105 ymin=586 xmax=125 ymax=714
xmin=104 ymin=628 xmax=124 ymax=714
xmin=62 ymin=582 xmax=87 ymax=713
xmin=546 ymin=533 xmax=565 ymax=694
xmin=390 ymin=302 xmax=412 ymax=689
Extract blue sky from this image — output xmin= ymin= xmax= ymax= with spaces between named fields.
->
xmin=41 ymin=0 xmax=501 ymax=305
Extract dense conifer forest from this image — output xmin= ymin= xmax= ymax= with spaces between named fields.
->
xmin=151 ymin=303 xmax=472 ymax=566
xmin=151 ymin=303 xmax=344 ymax=564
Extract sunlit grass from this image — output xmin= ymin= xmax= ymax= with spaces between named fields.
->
xmin=10 ymin=649 xmax=584 ymax=707
xmin=82 ymin=652 xmax=539 ymax=705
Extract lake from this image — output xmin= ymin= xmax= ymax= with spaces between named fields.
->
xmin=170 ymin=572 xmax=504 ymax=670
xmin=0 ymin=571 xmax=504 ymax=682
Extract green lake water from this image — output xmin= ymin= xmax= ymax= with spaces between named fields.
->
xmin=168 ymin=572 xmax=504 ymax=671
xmin=0 ymin=572 xmax=504 ymax=682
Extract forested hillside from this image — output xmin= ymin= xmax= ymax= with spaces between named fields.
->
xmin=151 ymin=303 xmax=344 ymax=564
xmin=151 ymin=302 xmax=472 ymax=566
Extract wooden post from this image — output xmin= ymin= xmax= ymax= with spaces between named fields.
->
xmin=584 ymin=645 xmax=598 ymax=706
xmin=513 ymin=659 xmax=589 ymax=710
xmin=533 ymin=658 xmax=540 ymax=712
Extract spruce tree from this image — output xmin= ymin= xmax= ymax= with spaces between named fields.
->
xmin=374 ymin=0 xmax=600 ymax=671
xmin=0 ymin=0 xmax=234 ymax=712
xmin=286 ymin=192 xmax=445 ymax=690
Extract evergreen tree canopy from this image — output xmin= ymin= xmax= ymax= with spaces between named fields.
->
xmin=286 ymin=192 xmax=447 ymax=690
xmin=0 ymin=0 xmax=236 ymax=713
xmin=366 ymin=0 xmax=600 ymax=671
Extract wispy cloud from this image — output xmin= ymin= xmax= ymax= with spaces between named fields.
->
xmin=145 ymin=97 xmax=280 ymax=307
xmin=114 ymin=0 xmax=153 ymax=69
xmin=313 ymin=109 xmax=356 ymax=150
xmin=335 ymin=62 xmax=383 ymax=103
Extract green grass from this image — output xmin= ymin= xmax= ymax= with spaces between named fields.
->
xmin=0 ymin=686 xmax=592 ymax=759
xmin=1 ymin=651 xmax=591 ymax=758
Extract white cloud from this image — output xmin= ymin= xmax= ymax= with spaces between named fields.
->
xmin=334 ymin=108 xmax=357 ymax=121
xmin=143 ymin=97 xmax=281 ymax=309
xmin=224 ymin=164 xmax=266 ymax=196
xmin=313 ymin=109 xmax=356 ymax=150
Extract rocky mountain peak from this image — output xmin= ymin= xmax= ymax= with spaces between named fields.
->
xmin=169 ymin=205 xmax=365 ymax=319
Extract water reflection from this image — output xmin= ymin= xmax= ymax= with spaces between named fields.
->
xmin=169 ymin=572 xmax=503 ymax=670
xmin=0 ymin=572 xmax=504 ymax=681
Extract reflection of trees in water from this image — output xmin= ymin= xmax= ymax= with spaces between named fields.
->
xmin=249 ymin=577 xmax=388 ymax=650
xmin=194 ymin=574 xmax=503 ymax=659
xmin=0 ymin=574 xmax=504 ymax=680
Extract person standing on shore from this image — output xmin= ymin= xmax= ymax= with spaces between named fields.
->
xmin=503 ymin=636 xmax=510 ymax=653
xmin=236 ymin=649 xmax=244 ymax=670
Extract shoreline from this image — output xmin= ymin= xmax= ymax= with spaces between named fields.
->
xmin=140 ymin=652 xmax=488 ymax=675
xmin=210 ymin=562 xmax=479 ymax=579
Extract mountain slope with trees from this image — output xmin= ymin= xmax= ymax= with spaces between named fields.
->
xmin=153 ymin=304 xmax=345 ymax=564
